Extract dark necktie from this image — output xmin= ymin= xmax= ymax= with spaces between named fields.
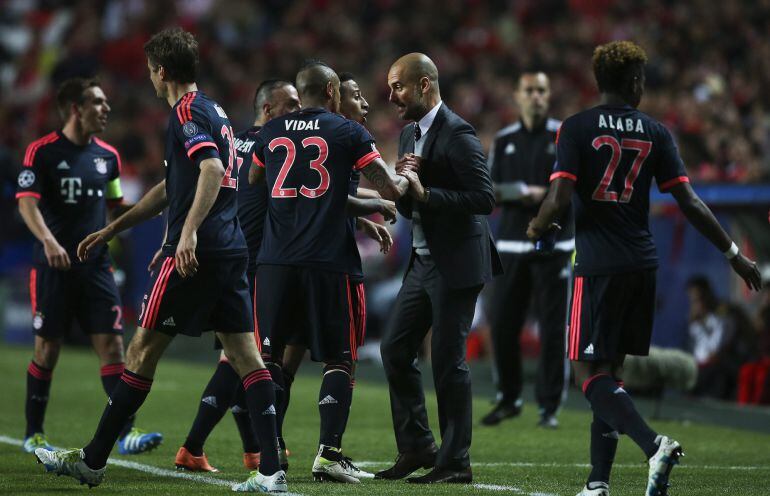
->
xmin=414 ymin=123 xmax=422 ymax=142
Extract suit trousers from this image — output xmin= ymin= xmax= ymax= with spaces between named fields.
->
xmin=381 ymin=254 xmax=482 ymax=470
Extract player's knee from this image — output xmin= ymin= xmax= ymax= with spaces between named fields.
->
xmin=34 ymin=339 xmax=62 ymax=369
xmin=96 ymin=336 xmax=125 ymax=364
xmin=323 ymin=361 xmax=352 ymax=377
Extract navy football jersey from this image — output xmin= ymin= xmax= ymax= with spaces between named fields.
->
xmin=347 ymin=169 xmax=363 ymax=281
xmin=252 ymin=107 xmax=381 ymax=272
xmin=16 ymin=131 xmax=122 ymax=265
xmin=234 ymin=126 xmax=267 ymax=274
xmin=552 ymin=104 xmax=688 ymax=276
xmin=163 ymin=91 xmax=246 ymax=258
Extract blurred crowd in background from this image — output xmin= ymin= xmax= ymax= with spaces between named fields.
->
xmin=2 ymin=0 xmax=770 ymax=404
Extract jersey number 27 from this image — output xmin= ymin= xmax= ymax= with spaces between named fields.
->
xmin=591 ymin=135 xmax=651 ymax=203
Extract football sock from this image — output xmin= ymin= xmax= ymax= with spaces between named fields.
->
xmin=587 ymin=413 xmax=618 ymax=485
xmin=583 ymin=374 xmax=659 ymax=459
xmin=231 ymin=385 xmax=259 ymax=453
xmin=25 ymin=361 xmax=52 ymax=437
xmin=318 ymin=364 xmax=352 ymax=448
xmin=183 ymin=360 xmax=240 ymax=456
xmin=84 ymin=370 xmax=152 ymax=469
xmin=277 ymin=369 xmax=294 ymax=449
xmin=242 ymin=369 xmax=280 ymax=475
xmin=99 ymin=363 xmax=135 ymax=439
xmin=338 ymin=378 xmax=355 ymax=446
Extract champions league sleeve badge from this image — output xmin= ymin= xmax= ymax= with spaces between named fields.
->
xmin=183 ymin=121 xmax=199 ymax=137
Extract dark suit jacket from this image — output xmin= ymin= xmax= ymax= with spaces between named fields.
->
xmin=397 ymin=103 xmax=503 ymax=289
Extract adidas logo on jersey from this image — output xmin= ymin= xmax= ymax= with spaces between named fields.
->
xmin=57 ymin=161 xmax=70 ymax=170
xmin=584 ymin=343 xmax=594 ymax=355
xmin=263 ymin=337 xmax=271 ymax=347
xmin=162 ymin=317 xmax=176 ymax=327
xmin=613 ymin=386 xmax=627 ymax=395
xmin=262 ymin=404 xmax=276 ymax=415
xmin=202 ymin=396 xmax=218 ymax=408
xmin=231 ymin=405 xmax=247 ymax=414
xmin=319 ymin=395 xmax=338 ymax=405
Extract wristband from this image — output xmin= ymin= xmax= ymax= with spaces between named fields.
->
xmin=724 ymin=242 xmax=739 ymax=259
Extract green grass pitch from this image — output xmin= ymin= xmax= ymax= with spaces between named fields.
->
xmin=1 ymin=344 xmax=769 ymax=495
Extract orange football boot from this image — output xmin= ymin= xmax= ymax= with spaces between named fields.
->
xmin=175 ymin=446 xmax=219 ymax=472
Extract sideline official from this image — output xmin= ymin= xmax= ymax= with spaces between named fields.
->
xmin=483 ymin=72 xmax=573 ymax=429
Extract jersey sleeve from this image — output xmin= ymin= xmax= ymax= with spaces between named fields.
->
xmin=349 ymin=122 xmax=381 ymax=170
xmin=654 ymin=125 xmax=689 ymax=192
xmin=174 ymin=108 xmax=220 ymax=166
xmin=251 ymin=132 xmax=266 ymax=168
xmin=16 ymin=141 xmax=44 ymax=200
xmin=550 ymin=119 xmax=578 ymax=182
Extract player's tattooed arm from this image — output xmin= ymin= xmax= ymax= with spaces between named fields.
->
xmin=18 ymin=197 xmax=71 ymax=270
xmin=527 ymin=177 xmax=573 ymax=241
xmin=670 ymin=182 xmax=762 ymax=290
xmin=360 ymin=157 xmax=409 ymax=201
xmin=78 ymin=180 xmax=168 ymax=261
xmin=346 ymin=196 xmax=397 ymax=223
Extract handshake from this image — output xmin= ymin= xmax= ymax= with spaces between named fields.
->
xmin=396 ymin=153 xmax=428 ymax=203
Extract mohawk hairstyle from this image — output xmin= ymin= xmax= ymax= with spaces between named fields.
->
xmin=592 ymin=41 xmax=648 ymax=94
xmin=253 ymin=79 xmax=292 ymax=116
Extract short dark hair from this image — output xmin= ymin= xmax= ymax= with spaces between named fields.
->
xmin=253 ymin=79 xmax=292 ymax=116
xmin=296 ymin=59 xmax=338 ymax=101
xmin=56 ymin=78 xmax=100 ymax=120
xmin=338 ymin=72 xmax=356 ymax=84
xmin=592 ymin=41 xmax=648 ymax=94
xmin=143 ymin=27 xmax=199 ymax=84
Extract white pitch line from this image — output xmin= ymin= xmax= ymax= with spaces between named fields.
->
xmin=0 ymin=434 xmax=305 ymax=494
xmin=354 ymin=460 xmax=770 ymax=471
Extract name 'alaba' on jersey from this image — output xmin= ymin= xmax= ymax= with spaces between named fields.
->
xmin=252 ymin=107 xmax=381 ymax=273
xmin=551 ymin=104 xmax=688 ymax=276
xmin=164 ymin=91 xmax=246 ymax=258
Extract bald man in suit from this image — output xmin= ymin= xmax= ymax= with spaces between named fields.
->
xmin=375 ymin=53 xmax=502 ymax=484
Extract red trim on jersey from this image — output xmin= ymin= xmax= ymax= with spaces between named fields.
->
xmin=185 ymin=92 xmax=196 ymax=121
xmin=16 ymin=192 xmax=41 ymax=200
xmin=29 ymin=269 xmax=37 ymax=315
xmin=354 ymin=151 xmax=381 ymax=171
xmin=186 ymin=141 xmax=218 ymax=159
xmin=658 ymin=175 xmax=689 ymax=192
xmin=28 ymin=361 xmax=52 ymax=381
xmin=252 ymin=152 xmax=265 ymax=168
xmin=176 ymin=92 xmax=194 ymax=124
xmin=23 ymin=132 xmax=59 ymax=167
xmin=550 ymin=171 xmax=577 ymax=182
xmin=143 ymin=257 xmax=174 ymax=329
xmin=346 ymin=276 xmax=357 ymax=361
xmin=100 ymin=363 xmax=125 ymax=377
xmin=93 ymin=138 xmax=123 ymax=174
xmin=569 ymin=276 xmax=584 ymax=360
xmin=253 ymin=272 xmax=261 ymax=353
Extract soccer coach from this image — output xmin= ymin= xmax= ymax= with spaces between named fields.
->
xmin=376 ymin=53 xmax=502 ymax=484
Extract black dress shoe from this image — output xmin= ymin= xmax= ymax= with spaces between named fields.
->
xmin=406 ymin=467 xmax=473 ymax=484
xmin=374 ymin=444 xmax=438 ymax=480
xmin=480 ymin=400 xmax=522 ymax=426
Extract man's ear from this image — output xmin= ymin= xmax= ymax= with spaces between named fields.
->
xmin=158 ymin=65 xmax=167 ymax=82
xmin=326 ymin=81 xmax=334 ymax=100
xmin=420 ymin=76 xmax=431 ymax=95
xmin=262 ymin=103 xmax=272 ymax=120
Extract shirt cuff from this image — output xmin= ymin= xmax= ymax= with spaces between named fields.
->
xmin=16 ymin=191 xmax=41 ymax=200
xmin=186 ymin=142 xmax=218 ymax=160
xmin=658 ymin=176 xmax=689 ymax=192
xmin=550 ymin=171 xmax=577 ymax=182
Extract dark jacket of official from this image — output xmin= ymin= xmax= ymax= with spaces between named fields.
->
xmin=396 ymin=104 xmax=503 ymax=289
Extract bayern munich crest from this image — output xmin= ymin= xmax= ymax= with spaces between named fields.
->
xmin=94 ymin=157 xmax=108 ymax=174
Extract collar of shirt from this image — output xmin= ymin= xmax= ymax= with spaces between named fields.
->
xmin=416 ymin=101 xmax=443 ymax=141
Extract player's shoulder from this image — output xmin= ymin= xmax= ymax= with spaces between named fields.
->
xmin=92 ymin=137 xmax=122 ymax=173
xmin=23 ymin=131 xmax=61 ymax=167
xmin=176 ymin=91 xmax=227 ymax=125
xmin=494 ymin=121 xmax=522 ymax=139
